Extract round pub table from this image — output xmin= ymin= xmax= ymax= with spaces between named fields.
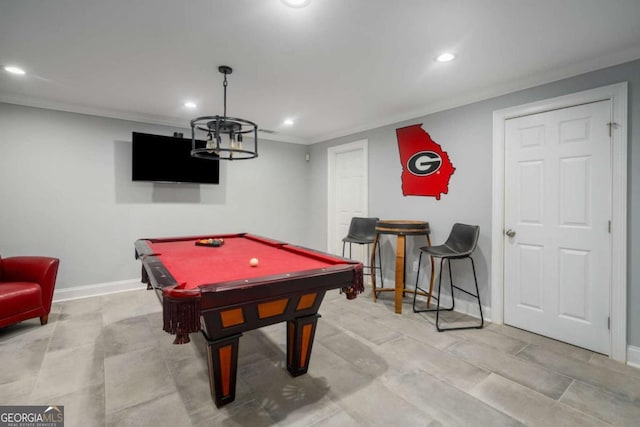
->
xmin=370 ymin=220 xmax=435 ymax=314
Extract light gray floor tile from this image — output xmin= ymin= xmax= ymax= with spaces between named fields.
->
xmin=189 ymin=398 xmax=274 ymax=427
xmin=320 ymin=329 xmax=388 ymax=377
xmin=560 ymin=380 xmax=640 ymax=426
xmin=451 ymin=327 xmax=528 ymax=355
xmin=106 ymin=391 xmax=191 ymax=427
xmin=383 ymin=369 xmax=522 ymax=426
xmin=320 ymin=307 xmax=401 ymax=346
xmin=588 ymin=353 xmax=640 ymax=379
xmin=517 ymin=344 xmax=640 ymax=401
xmin=304 ymin=409 xmax=361 ymax=427
xmin=0 ymin=335 xmax=50 ymax=384
xmin=30 ymin=342 xmax=104 ymax=401
xmin=47 ymin=384 xmax=105 ymax=427
xmin=305 ymin=343 xmax=376 ymax=399
xmin=487 ymin=323 xmax=594 ymax=362
xmin=58 ymin=296 xmax=102 ymax=319
xmin=238 ymin=357 xmax=340 ymax=425
xmin=334 ymin=378 xmax=439 ymax=426
xmin=238 ymin=326 xmax=287 ymax=366
xmin=164 ymin=338 xmax=255 ymax=416
xmin=0 ymin=377 xmax=37 ymax=405
xmin=0 ymin=316 xmax=57 ymax=344
xmin=448 ymin=341 xmax=573 ymax=399
xmin=102 ymin=314 xmax=158 ymax=358
xmin=101 ymin=290 xmax=161 ymax=326
xmin=314 ymin=316 xmax=346 ymax=340
xmin=378 ymin=335 xmax=490 ymax=392
xmin=384 ymin=314 xmax=462 ymax=351
xmin=104 ymin=346 xmax=176 ymax=415
xmin=0 ymin=322 xmax=50 ymax=403
xmin=48 ymin=311 xmax=103 ymax=351
xmin=333 ymin=296 xmax=461 ymax=351
xmin=3 ymin=289 xmax=639 ymax=426
xmin=471 ymin=373 xmax=610 ymax=427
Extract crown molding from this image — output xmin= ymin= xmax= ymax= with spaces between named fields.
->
xmin=3 ymin=47 xmax=639 ymax=147
xmin=0 ymin=93 xmax=308 ymax=145
xmin=309 ymin=48 xmax=640 ymax=144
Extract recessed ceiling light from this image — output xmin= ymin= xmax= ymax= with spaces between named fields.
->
xmin=281 ymin=0 xmax=311 ymax=8
xmin=435 ymin=52 xmax=456 ymax=63
xmin=4 ymin=65 xmax=26 ymax=75
xmin=184 ymin=101 xmax=197 ymax=109
xmin=283 ymin=118 xmax=295 ymax=126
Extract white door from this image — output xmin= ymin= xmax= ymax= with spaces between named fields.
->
xmin=327 ymin=140 xmax=368 ymax=258
xmin=504 ymin=100 xmax=611 ymax=354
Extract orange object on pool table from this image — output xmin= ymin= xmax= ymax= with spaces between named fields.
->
xmin=134 ymin=233 xmax=363 ymax=407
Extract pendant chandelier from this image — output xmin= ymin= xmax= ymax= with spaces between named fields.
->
xmin=190 ymin=66 xmax=258 ymax=160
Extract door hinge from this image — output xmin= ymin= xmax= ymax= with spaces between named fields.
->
xmin=608 ymin=220 xmax=612 ymax=234
xmin=608 ymin=317 xmax=610 ymax=330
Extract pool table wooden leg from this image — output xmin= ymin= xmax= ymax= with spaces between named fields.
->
xmin=141 ymin=266 xmax=152 ymax=290
xmin=204 ymin=333 xmax=242 ymax=408
xmin=286 ymin=314 xmax=321 ymax=377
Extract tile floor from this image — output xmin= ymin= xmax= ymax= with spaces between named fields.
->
xmin=1 ymin=287 xmax=639 ymax=426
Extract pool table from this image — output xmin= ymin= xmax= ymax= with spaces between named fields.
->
xmin=134 ymin=233 xmax=363 ymax=407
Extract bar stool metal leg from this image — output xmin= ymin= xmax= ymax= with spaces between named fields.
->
xmin=376 ymin=240 xmax=383 ymax=288
xmin=344 ymin=241 xmax=383 ymax=291
xmin=413 ymin=255 xmax=483 ymax=331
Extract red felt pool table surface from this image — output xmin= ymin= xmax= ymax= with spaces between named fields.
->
xmin=147 ymin=234 xmax=346 ymax=290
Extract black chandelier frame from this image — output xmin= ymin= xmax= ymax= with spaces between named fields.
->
xmin=190 ymin=66 xmax=259 ymax=160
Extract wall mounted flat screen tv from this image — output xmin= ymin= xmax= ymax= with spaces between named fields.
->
xmin=132 ymin=132 xmax=219 ymax=184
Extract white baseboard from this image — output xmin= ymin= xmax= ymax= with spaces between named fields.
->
xmin=627 ymin=345 xmax=640 ymax=369
xmin=53 ymin=279 xmax=143 ymax=302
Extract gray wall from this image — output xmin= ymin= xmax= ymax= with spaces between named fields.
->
xmin=307 ymin=58 xmax=640 ymax=346
xmin=0 ymin=103 xmax=310 ymax=289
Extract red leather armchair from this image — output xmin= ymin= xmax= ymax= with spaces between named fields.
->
xmin=0 ymin=255 xmax=60 ymax=329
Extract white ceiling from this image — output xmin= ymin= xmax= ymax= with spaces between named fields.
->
xmin=1 ymin=0 xmax=640 ymax=144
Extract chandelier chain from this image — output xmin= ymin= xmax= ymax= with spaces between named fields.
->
xmin=223 ymin=75 xmax=228 ymax=119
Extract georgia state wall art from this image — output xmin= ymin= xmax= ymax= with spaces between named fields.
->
xmin=396 ymin=124 xmax=455 ymax=200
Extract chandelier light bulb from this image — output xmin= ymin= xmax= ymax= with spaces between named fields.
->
xmin=205 ymin=134 xmax=216 ymax=153
xmin=214 ymin=135 xmax=222 ymax=156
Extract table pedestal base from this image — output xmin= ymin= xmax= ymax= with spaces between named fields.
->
xmin=370 ymin=221 xmax=435 ymax=314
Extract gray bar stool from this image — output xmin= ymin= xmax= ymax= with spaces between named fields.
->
xmin=412 ymin=223 xmax=483 ymax=331
xmin=342 ymin=217 xmax=383 ymax=288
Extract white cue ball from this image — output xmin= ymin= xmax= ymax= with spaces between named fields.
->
xmin=250 ymin=258 xmax=259 ymax=267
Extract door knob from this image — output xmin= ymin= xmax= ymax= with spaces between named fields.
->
xmin=505 ymin=229 xmax=516 ymax=238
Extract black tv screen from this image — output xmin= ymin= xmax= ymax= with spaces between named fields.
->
xmin=132 ymin=132 xmax=219 ymax=184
